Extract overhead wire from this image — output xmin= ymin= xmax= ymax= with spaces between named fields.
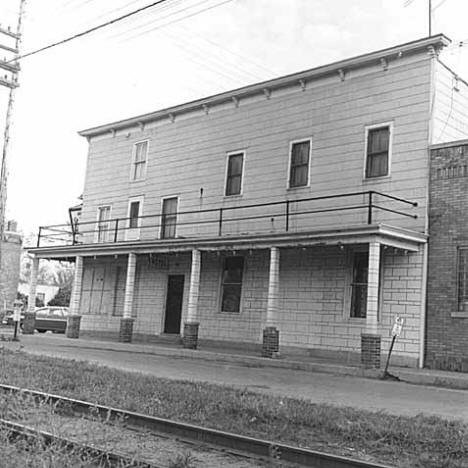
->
xmin=8 ymin=0 xmax=174 ymax=62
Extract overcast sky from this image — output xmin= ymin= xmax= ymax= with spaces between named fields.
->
xmin=0 ymin=0 xmax=467 ymax=238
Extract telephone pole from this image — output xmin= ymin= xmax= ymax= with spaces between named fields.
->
xmin=0 ymin=0 xmax=26 ymax=243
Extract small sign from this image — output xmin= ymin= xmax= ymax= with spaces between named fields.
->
xmin=391 ymin=316 xmax=404 ymax=337
xmin=13 ymin=309 xmax=21 ymax=322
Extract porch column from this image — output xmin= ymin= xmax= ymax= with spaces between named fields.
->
xmin=23 ymin=257 xmax=39 ymax=334
xmin=66 ymin=256 xmax=83 ymax=339
xmin=361 ymin=241 xmax=381 ymax=368
xmin=183 ymin=249 xmax=201 ymax=349
xmin=262 ymin=247 xmax=280 ymax=358
xmin=119 ymin=252 xmax=136 ymax=343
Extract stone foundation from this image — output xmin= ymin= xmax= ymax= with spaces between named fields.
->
xmin=119 ymin=318 xmax=134 ymax=343
xmin=361 ymin=333 xmax=381 ymax=369
xmin=262 ymin=326 xmax=279 ymax=358
xmin=22 ymin=312 xmax=36 ymax=335
xmin=183 ymin=322 xmax=199 ymax=349
xmin=66 ymin=315 xmax=82 ymax=339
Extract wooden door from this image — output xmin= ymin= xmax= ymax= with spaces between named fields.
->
xmin=163 ymin=275 xmax=184 ymax=334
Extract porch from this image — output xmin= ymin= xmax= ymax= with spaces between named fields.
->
xmin=27 ymin=220 xmax=426 ymax=369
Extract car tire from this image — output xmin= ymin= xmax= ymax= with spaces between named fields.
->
xmin=36 ymin=329 xmax=47 ymax=333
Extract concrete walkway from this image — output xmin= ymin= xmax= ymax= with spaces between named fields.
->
xmin=2 ymin=334 xmax=468 ymax=422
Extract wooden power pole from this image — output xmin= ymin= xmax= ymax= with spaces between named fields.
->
xmin=0 ymin=0 xmax=26 ymax=242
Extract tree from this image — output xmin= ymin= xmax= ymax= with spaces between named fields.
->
xmin=47 ymin=284 xmax=71 ymax=307
xmin=16 ymin=291 xmax=44 ymax=308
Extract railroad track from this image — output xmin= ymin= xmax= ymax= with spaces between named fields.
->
xmin=0 ymin=383 xmax=394 ymax=468
xmin=1 ymin=418 xmax=159 ymax=468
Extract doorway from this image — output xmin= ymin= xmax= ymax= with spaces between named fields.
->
xmin=163 ymin=275 xmax=184 ymax=334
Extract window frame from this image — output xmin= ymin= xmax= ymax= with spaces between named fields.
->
xmin=224 ymin=150 xmax=246 ymax=197
xmin=219 ymin=255 xmax=245 ymax=314
xmin=130 ymin=139 xmax=149 ymax=182
xmin=126 ymin=196 xmax=144 ymax=240
xmin=159 ymin=195 xmax=179 ymax=239
xmin=95 ymin=205 xmax=112 ymax=243
xmin=363 ymin=122 xmax=393 ymax=180
xmin=457 ymin=247 xmax=468 ymax=312
xmin=343 ymin=246 xmax=384 ymax=321
xmin=287 ymin=137 xmax=312 ymax=189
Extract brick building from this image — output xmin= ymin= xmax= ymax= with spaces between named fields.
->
xmin=26 ymin=35 xmax=468 ymax=369
xmin=426 ymin=140 xmax=468 ymax=371
xmin=0 ymin=220 xmax=22 ymax=310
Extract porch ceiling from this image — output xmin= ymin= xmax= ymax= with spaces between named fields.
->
xmin=27 ymin=224 xmax=427 ymax=260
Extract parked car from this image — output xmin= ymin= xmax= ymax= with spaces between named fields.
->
xmin=1 ymin=309 xmax=23 ymax=326
xmin=34 ymin=307 xmax=69 ymax=333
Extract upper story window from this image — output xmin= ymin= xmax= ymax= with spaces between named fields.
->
xmin=160 ymin=196 xmax=178 ymax=239
xmin=289 ymin=139 xmax=311 ymax=188
xmin=126 ymin=196 xmax=144 ymax=240
xmin=96 ymin=205 xmax=111 ymax=243
xmin=458 ymin=248 xmax=468 ymax=312
xmin=221 ymin=256 xmax=244 ymax=313
xmin=365 ymin=125 xmax=391 ymax=179
xmin=225 ymin=152 xmax=244 ymax=196
xmin=132 ymin=141 xmax=148 ymax=181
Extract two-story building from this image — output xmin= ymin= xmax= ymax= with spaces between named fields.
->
xmin=27 ymin=34 xmax=468 ymax=369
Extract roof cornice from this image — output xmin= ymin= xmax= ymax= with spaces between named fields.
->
xmin=79 ymin=34 xmax=451 ymax=138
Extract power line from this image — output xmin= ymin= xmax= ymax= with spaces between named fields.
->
xmin=8 ymin=0 xmax=173 ymax=62
xmin=119 ymin=0 xmax=234 ymax=43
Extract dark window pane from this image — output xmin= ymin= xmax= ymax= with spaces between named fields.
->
xmin=366 ymin=127 xmax=389 ymax=178
xmin=289 ymin=141 xmax=310 ymax=187
xmin=291 ymin=141 xmax=310 ymax=165
xmin=161 ymin=198 xmax=177 ymax=239
xmin=458 ymin=249 xmax=468 ymax=311
xmin=129 ymin=202 xmax=140 ymax=228
xmin=226 ymin=153 xmax=243 ymax=195
xmin=351 ymin=252 xmax=368 ymax=318
xmin=222 ymin=285 xmax=242 ymax=313
xmin=221 ymin=257 xmax=244 ymax=313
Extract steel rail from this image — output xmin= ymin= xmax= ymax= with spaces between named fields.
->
xmin=0 ymin=383 xmax=395 ymax=468
xmin=0 ymin=418 xmax=160 ymax=468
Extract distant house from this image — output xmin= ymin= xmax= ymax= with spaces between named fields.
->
xmin=18 ymin=281 xmax=59 ymax=306
xmin=27 ymin=35 xmax=468 ymax=370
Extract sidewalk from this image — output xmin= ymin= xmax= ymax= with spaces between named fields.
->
xmin=4 ymin=332 xmax=468 ymax=390
xmin=3 ymin=333 xmax=468 ymax=422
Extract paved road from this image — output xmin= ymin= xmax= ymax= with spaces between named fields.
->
xmin=3 ymin=335 xmax=468 ymax=421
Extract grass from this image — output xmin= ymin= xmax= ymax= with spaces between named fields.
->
xmin=0 ymin=348 xmax=467 ymax=468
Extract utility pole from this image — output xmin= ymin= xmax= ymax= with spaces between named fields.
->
xmin=0 ymin=0 xmax=26 ymax=244
xmin=428 ymin=0 xmax=432 ymax=36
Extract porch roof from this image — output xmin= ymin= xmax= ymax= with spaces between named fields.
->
xmin=27 ymin=223 xmax=426 ymax=261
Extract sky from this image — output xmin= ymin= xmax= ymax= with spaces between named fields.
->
xmin=0 ymin=0 xmax=467 ymax=239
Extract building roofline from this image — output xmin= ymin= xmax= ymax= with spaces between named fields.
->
xmin=430 ymin=139 xmax=468 ymax=150
xmin=79 ymin=34 xmax=451 ymax=138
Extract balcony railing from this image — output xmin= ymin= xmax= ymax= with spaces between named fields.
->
xmin=36 ymin=190 xmax=418 ymax=248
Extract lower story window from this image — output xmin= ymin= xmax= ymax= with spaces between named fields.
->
xmin=350 ymin=251 xmax=368 ymax=318
xmin=458 ymin=248 xmax=468 ymax=311
xmin=221 ymin=256 xmax=244 ymax=313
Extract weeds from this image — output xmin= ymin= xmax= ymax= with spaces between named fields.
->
xmin=168 ymin=452 xmax=198 ymax=468
xmin=0 ymin=348 xmax=467 ymax=467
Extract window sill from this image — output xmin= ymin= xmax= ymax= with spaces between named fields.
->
xmin=362 ymin=175 xmax=391 ymax=183
xmin=223 ymin=194 xmax=243 ymax=200
xmin=130 ymin=178 xmax=146 ymax=183
xmin=219 ymin=311 xmax=242 ymax=316
xmin=287 ymin=185 xmax=310 ymax=191
xmin=451 ymin=312 xmax=468 ymax=318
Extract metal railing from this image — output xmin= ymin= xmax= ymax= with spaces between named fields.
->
xmin=36 ymin=190 xmax=418 ymax=248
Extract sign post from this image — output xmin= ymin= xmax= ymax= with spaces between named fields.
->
xmin=12 ymin=299 xmax=22 ymax=341
xmin=382 ymin=316 xmax=404 ymax=380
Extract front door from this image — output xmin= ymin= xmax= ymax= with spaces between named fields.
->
xmin=163 ymin=275 xmax=184 ymax=334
